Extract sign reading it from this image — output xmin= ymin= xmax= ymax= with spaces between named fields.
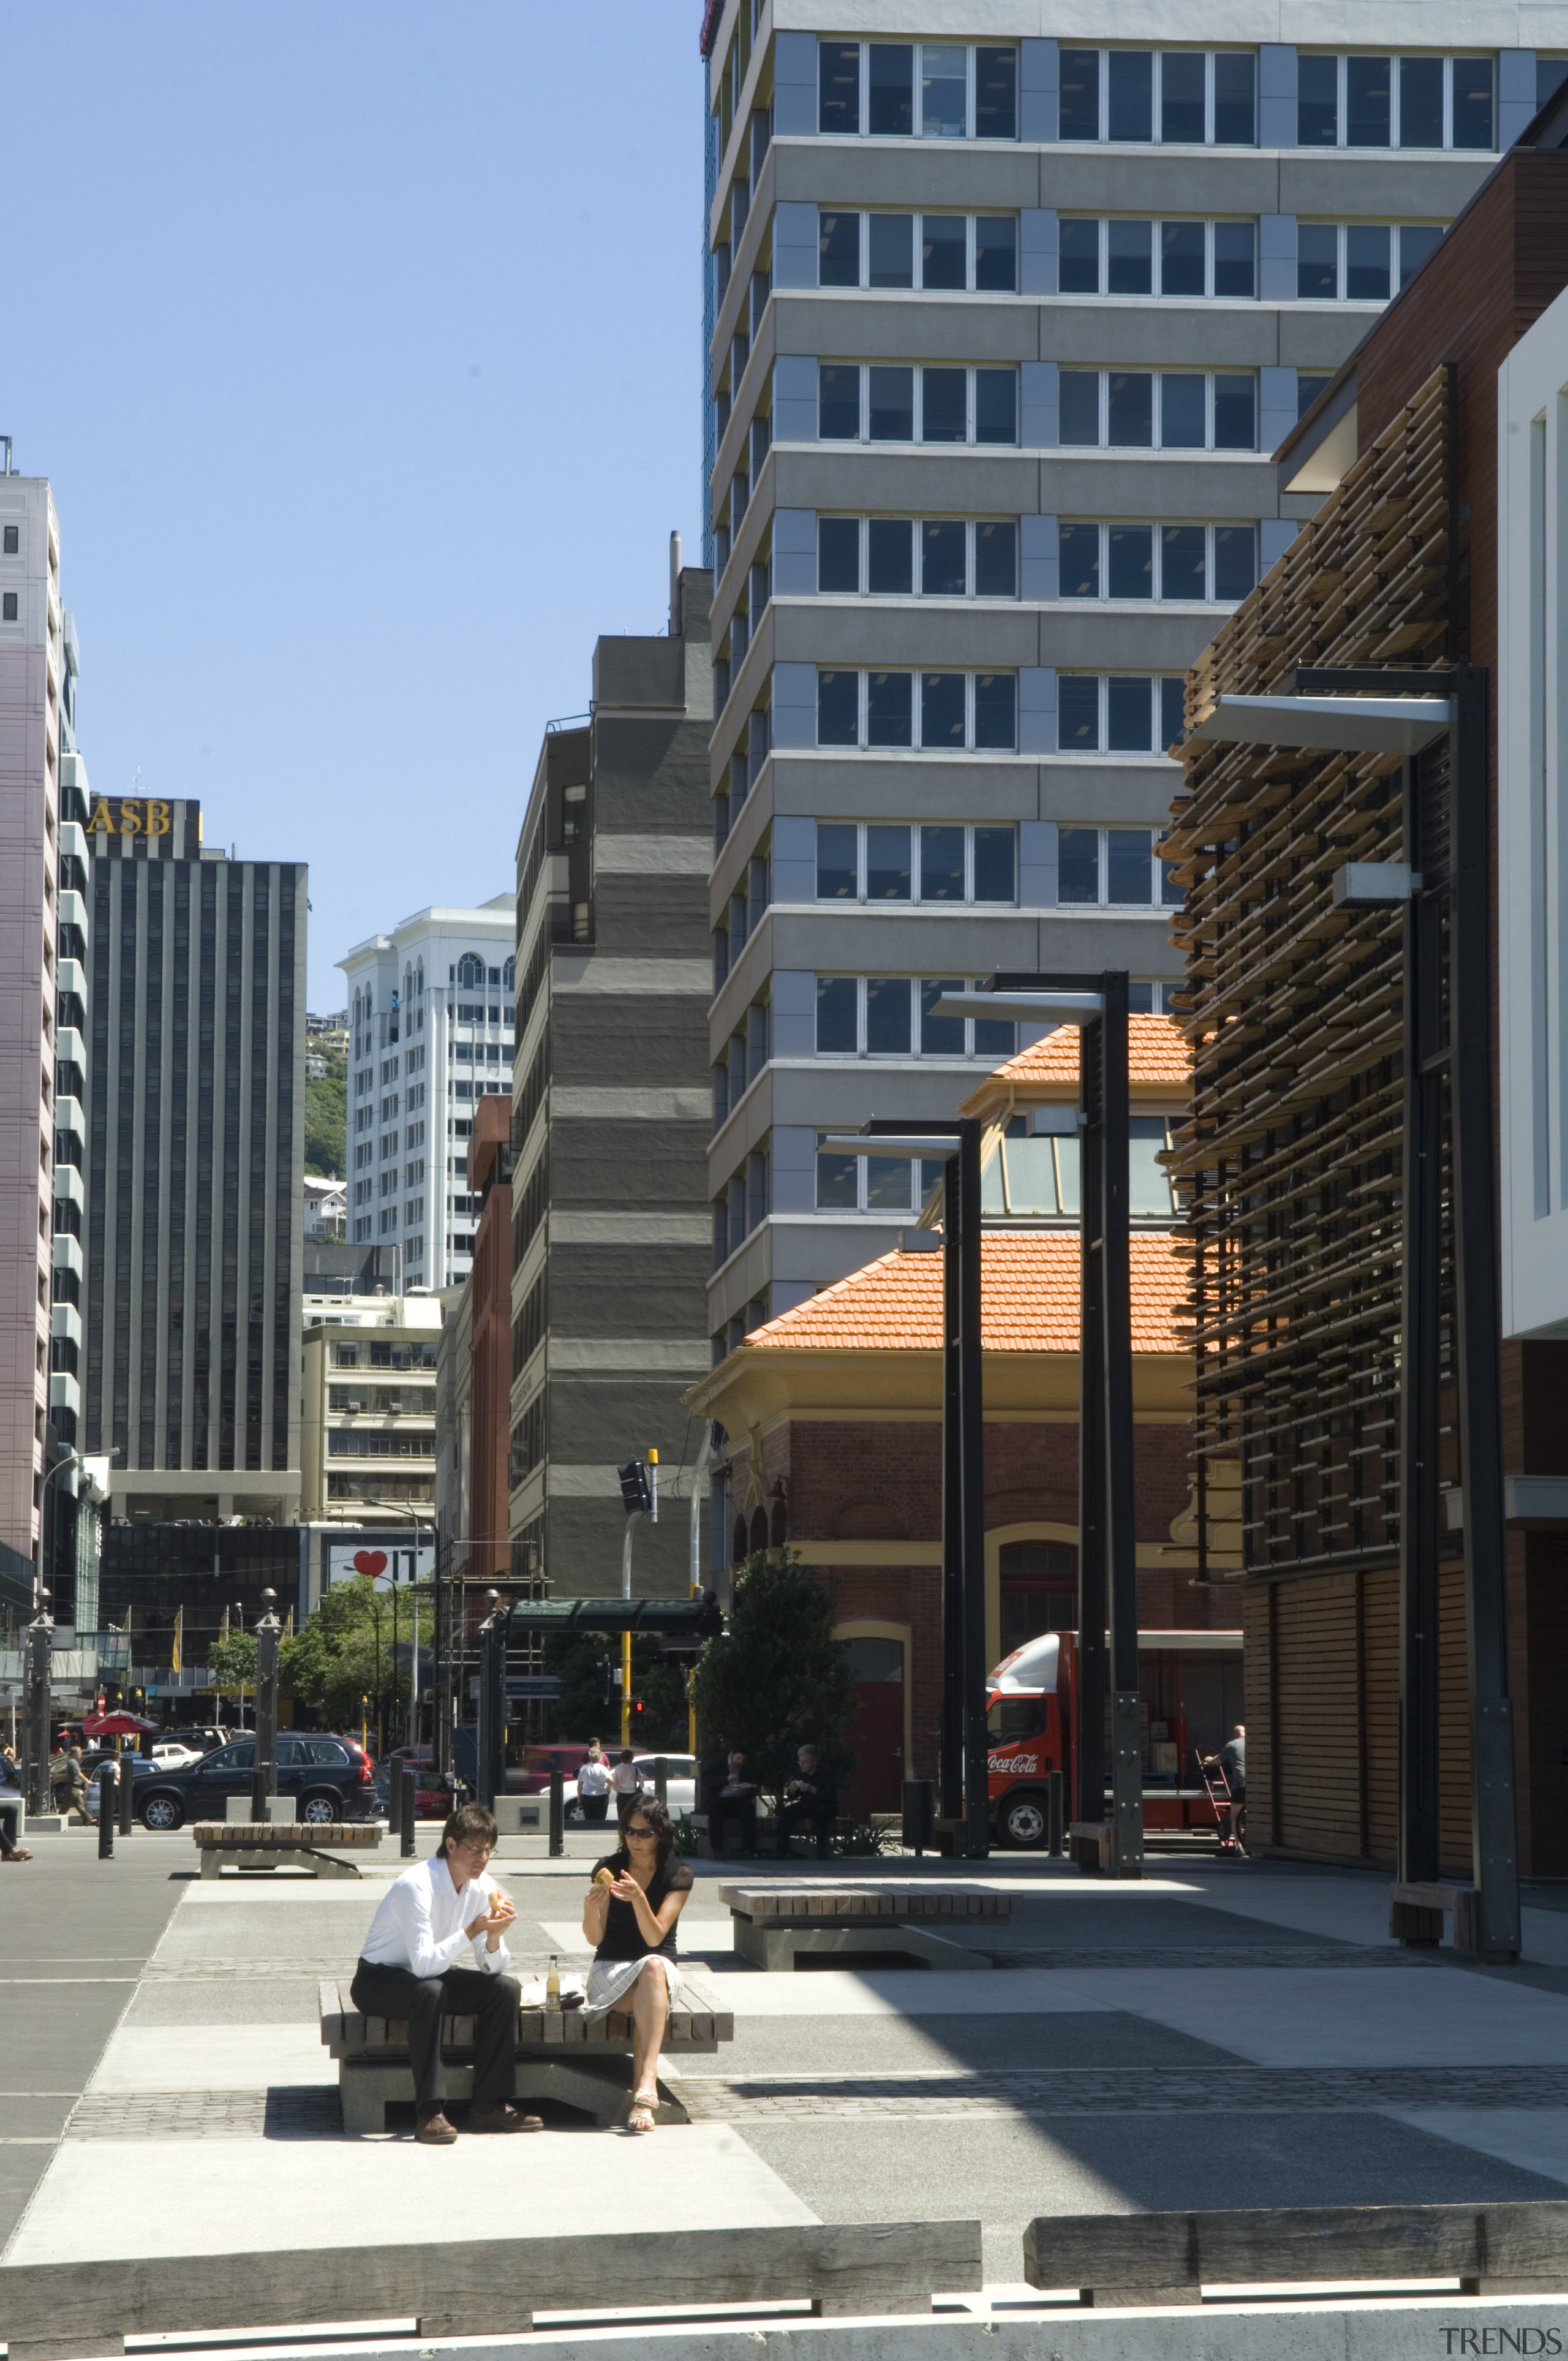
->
xmin=88 ymin=797 xmax=174 ymax=837
xmin=326 ymin=1541 xmax=434 ymax=1591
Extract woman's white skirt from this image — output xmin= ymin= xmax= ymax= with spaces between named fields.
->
xmin=585 ymin=1954 xmax=682 ymax=2017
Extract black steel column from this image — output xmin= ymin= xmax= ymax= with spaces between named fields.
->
xmin=24 ymin=1607 xmax=52 ymax=1818
xmin=940 ymin=1154 xmax=965 ymax=1824
xmin=477 ymin=1599 xmax=505 ymax=1809
xmin=1400 ymin=747 xmax=1443 ymax=1895
xmin=957 ymin=1117 xmax=989 ymax=1859
xmin=251 ymin=1590 xmax=281 ymax=1822
xmin=1076 ymin=1012 xmax=1109 ymax=1846
xmin=1097 ymin=973 xmax=1143 ymax=1878
xmin=1449 ymin=666 xmax=1520 ymax=1961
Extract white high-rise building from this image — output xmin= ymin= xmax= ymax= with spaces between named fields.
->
xmin=339 ymin=898 xmax=514 ymax=1290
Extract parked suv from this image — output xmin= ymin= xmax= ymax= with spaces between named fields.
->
xmin=135 ymin=1736 xmax=375 ymax=1830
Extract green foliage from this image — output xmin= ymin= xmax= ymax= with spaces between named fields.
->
xmin=542 ymin=1629 xmax=688 ymax=1753
xmin=304 ymin=1047 xmax=347 ymax=1179
xmin=280 ymin=1573 xmax=431 ymax=1731
xmin=687 ymin=1550 xmax=859 ymax=1810
xmin=206 ymin=1630 xmax=258 ymax=1698
xmin=832 ymin=1818 xmax=895 ymax=1857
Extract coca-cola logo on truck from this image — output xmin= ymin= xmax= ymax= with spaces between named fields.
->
xmin=989 ymin=1752 xmax=1041 ymax=1776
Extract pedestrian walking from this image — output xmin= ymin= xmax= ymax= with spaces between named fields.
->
xmin=0 ymin=1747 xmax=28 ymax=1862
xmin=576 ymin=1740 xmax=612 ymax=1825
xmin=609 ymin=1747 xmax=643 ymax=1826
xmin=61 ymin=1746 xmax=93 ymax=1826
xmin=581 ymin=1797 xmax=692 ymax=2133
xmin=775 ymin=1745 xmax=839 ymax=1860
xmin=1202 ymin=1724 xmax=1247 ymax=1851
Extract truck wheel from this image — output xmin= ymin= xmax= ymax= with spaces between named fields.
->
xmin=1000 ymin=1792 xmax=1048 ymax=1849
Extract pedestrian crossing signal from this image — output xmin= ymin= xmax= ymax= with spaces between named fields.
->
xmin=617 ymin=1460 xmax=652 ymax=1514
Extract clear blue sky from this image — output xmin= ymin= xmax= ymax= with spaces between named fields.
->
xmin=4 ymin=4 xmax=707 ymax=1006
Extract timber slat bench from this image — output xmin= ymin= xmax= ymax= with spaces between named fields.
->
xmin=194 ymin=1822 xmax=382 ymax=1880
xmin=718 ymin=1881 xmax=1009 ymax=1971
xmin=320 ymin=1963 xmax=734 ymax=2132
xmin=1389 ymin=1878 xmax=1517 ymax=1959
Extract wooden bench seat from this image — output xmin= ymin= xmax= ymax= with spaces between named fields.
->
xmin=718 ymin=1881 xmax=1009 ymax=1971
xmin=690 ymin=1809 xmax=861 ymax=1860
xmin=319 ymin=1963 xmax=735 ymax=2132
xmin=194 ymin=1823 xmax=382 ymax=1880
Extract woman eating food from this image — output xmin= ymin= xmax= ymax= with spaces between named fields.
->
xmin=581 ymin=1796 xmax=692 ymax=2132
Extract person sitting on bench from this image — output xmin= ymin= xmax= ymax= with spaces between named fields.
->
xmin=704 ymin=1748 xmax=758 ymax=1857
xmin=775 ymin=1745 xmax=838 ymax=1860
xmin=582 ymin=1796 xmax=693 ymax=2134
xmin=351 ymin=1801 xmax=542 ymax=2145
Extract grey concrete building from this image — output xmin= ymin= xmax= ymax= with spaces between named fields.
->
xmin=83 ymin=799 xmax=308 ymax=1522
xmin=701 ymin=0 xmax=1559 ymax=1344
xmin=508 ymin=550 xmax=714 ymax=1597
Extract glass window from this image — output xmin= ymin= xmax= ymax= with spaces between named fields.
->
xmin=820 ymin=41 xmax=861 ymax=134
xmin=1400 ymin=225 xmax=1442 ymax=287
xmin=1107 ymin=829 xmax=1154 ymax=902
xmin=1107 ymin=371 xmax=1154 ymax=446
xmin=921 ymin=366 xmax=966 ymax=442
xmin=816 ymin=977 xmax=858 ymax=1052
xmin=867 ymin=670 xmax=913 ymax=746
xmin=922 ymin=44 xmax=968 ymax=136
xmin=1537 ymin=57 xmax=1568 ymax=112
xmin=1398 ymin=55 xmax=1444 ymax=146
xmin=976 ymin=216 xmax=1017 ymax=292
xmin=1060 ymin=371 xmax=1100 ymax=444
xmin=1346 ymin=223 xmax=1390 ymax=301
xmin=976 ymin=369 xmax=1017 ymax=444
xmin=922 ymin=978 xmax=964 ymax=1054
xmin=867 ymin=1156 xmax=914 ymax=1209
xmin=1214 ymin=524 xmax=1257 ymax=600
xmin=1162 ymin=525 xmax=1207 ymax=598
xmin=1107 ymin=219 xmax=1153 ymax=294
xmin=1451 ymin=57 xmax=1494 ymax=149
xmin=1213 ymin=374 xmax=1256 ymax=449
xmin=922 ymin=518 xmax=967 ymax=595
xmin=1129 ymin=1116 xmax=1175 ymax=1214
xmin=1161 ymin=374 xmax=1206 ymax=447
xmin=921 ymin=214 xmax=967 ymax=290
xmin=869 ymin=213 xmax=914 ymax=289
xmin=1161 ymin=221 xmax=1205 ymax=295
xmin=1106 ymin=677 xmax=1152 ymax=752
xmin=1214 ymin=220 xmax=1256 ymax=297
xmin=818 ymin=516 xmax=859 ymax=593
xmin=1059 ymin=521 xmax=1099 ymax=597
xmin=920 ymin=825 xmax=966 ymax=899
xmin=922 ymin=671 xmax=966 ymax=746
xmin=1108 ymin=50 xmax=1153 ymax=140
xmin=1297 ymin=371 xmax=1332 ymax=417
xmin=1059 ymin=217 xmax=1100 ymax=293
xmin=819 ymin=365 xmax=859 ymax=438
xmin=1298 ymin=54 xmax=1338 ymax=145
xmin=869 ymin=43 xmax=914 ymax=136
xmin=976 ymin=47 xmax=1017 ymax=138
xmin=1214 ymin=53 xmax=1256 ymax=143
xmin=868 ymin=517 xmax=913 ymax=594
xmin=869 ymin=365 xmax=914 ymax=440
xmin=1108 ymin=524 xmax=1153 ymax=599
xmin=1159 ymin=841 xmax=1186 ymax=905
xmin=1161 ymin=676 xmax=1186 ymax=747
xmin=817 ymin=668 xmax=859 ymax=744
xmin=975 ymin=519 xmax=1017 ymax=595
xmin=1059 ymin=826 xmax=1100 ymax=901
xmin=1298 ymin=222 xmax=1338 ymax=298
xmin=866 ymin=977 xmax=911 ymax=1054
xmin=1346 ymin=55 xmax=1391 ymax=145
xmin=866 ymin=824 xmax=911 ymax=899
xmin=817 ymin=1146 xmax=859 ymax=1207
xmin=819 ymin=211 xmax=860 ymax=287
xmin=974 ymin=828 xmax=1015 ymax=901
xmin=816 ymin=823 xmax=858 ymax=898
xmin=1059 ymin=47 xmax=1099 ymax=138
xmin=1162 ymin=52 xmax=1205 ymax=141
xmin=1058 ymin=678 xmax=1101 ymax=750
xmin=974 ymin=673 xmax=1017 ymax=750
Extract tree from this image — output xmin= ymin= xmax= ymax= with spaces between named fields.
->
xmin=304 ymin=1046 xmax=347 ymax=1179
xmin=207 ymin=1630 xmax=258 ymax=1723
xmin=687 ymin=1551 xmax=859 ymax=1809
xmin=543 ymin=1630 xmax=688 ymax=1753
xmin=281 ymin=1573 xmax=430 ymax=1734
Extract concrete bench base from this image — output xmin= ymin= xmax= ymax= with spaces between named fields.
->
xmin=200 ymin=1844 xmax=364 ymax=1879
xmin=731 ymin=1917 xmax=991 ymax=1971
xmin=338 ymin=2050 xmax=687 ymax=2133
xmin=196 ymin=1823 xmax=382 ymax=1880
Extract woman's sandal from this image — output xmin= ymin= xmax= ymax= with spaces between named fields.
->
xmin=1 ymin=1847 xmax=29 ymax=1862
xmin=627 ymin=2089 xmax=658 ymax=2134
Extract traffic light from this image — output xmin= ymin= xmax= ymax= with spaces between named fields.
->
xmin=617 ymin=1460 xmax=652 ymax=1515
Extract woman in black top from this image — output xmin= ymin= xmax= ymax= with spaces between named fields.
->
xmin=581 ymin=1796 xmax=693 ymax=2132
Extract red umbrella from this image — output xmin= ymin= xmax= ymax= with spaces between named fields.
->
xmin=81 ymin=1711 xmax=157 ymax=1738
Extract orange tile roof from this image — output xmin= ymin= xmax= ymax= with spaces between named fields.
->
xmin=982 ymin=1013 xmax=1191 ymax=1089
xmin=745 ymin=1231 xmax=1189 ymax=1355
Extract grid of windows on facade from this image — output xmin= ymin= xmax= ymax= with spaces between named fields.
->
xmin=816 ymin=822 xmax=1016 ymax=904
xmin=1058 ymin=50 xmax=1257 ymax=143
xmin=331 ymin=1340 xmax=437 ymax=1370
xmin=820 ymin=363 xmax=1017 ymax=445
xmin=327 ymin=1428 xmax=434 ymax=1459
xmin=1294 ymin=55 xmax=1495 ymax=148
xmin=1058 ymin=827 xmax=1184 ymax=907
xmin=1060 ymin=217 xmax=1259 ymax=298
xmin=1060 ymin=522 xmax=1258 ymax=604
xmin=1060 ymin=676 xmax=1187 ymax=755
xmin=1297 ymin=222 xmax=1444 ymax=301
xmin=818 ymin=668 xmax=1017 ymax=752
xmin=820 ymin=41 xmax=1019 ymax=139
xmin=1061 ymin=369 xmax=1256 ymax=451
xmin=816 ymin=976 xmax=1020 ymax=1061
xmin=982 ymin=1113 xmax=1178 ymax=1219
xmin=818 ymin=210 xmax=1019 ymax=292
xmin=818 ymin=516 xmax=1018 ymax=599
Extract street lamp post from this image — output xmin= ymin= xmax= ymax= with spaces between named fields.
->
xmin=251 ymin=1590 xmax=282 ymax=1821
xmin=371 ymin=1498 xmax=428 ymax=1753
xmin=477 ymin=1589 xmax=506 ymax=1808
xmin=24 ymin=1592 xmax=53 ymax=1817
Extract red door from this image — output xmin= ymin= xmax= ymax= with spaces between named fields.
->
xmin=840 ymin=1638 xmax=905 ymax=1815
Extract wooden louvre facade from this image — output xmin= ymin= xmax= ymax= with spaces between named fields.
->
xmin=1166 ymin=141 xmax=1568 ymax=1877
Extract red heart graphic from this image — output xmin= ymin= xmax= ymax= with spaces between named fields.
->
xmin=353 ymin=1550 xmax=388 ymax=1576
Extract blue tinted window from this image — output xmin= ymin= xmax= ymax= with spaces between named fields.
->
xmin=1297 ymin=224 xmax=1338 ymax=299
xmin=818 ymin=517 xmax=859 ymax=593
xmin=816 ymin=977 xmax=858 ymax=1051
xmin=1452 ymin=57 xmax=1494 ymax=149
xmin=1106 ymin=677 xmax=1152 ymax=751
xmin=1107 ymin=50 xmax=1152 ymax=139
xmin=922 ymin=519 xmax=967 ymax=596
xmin=1060 ymin=371 xmax=1101 ymax=444
xmin=1107 ymin=371 xmax=1153 ymax=446
xmin=817 ymin=669 xmax=859 ymax=744
xmin=976 ymin=216 xmax=1017 ymax=292
xmin=867 ymin=517 xmax=913 ymax=594
xmin=921 ymin=979 xmax=965 ymax=1055
xmin=1161 ymin=374 xmax=1206 ymax=447
xmin=1059 ymin=49 xmax=1099 ymax=138
xmin=974 ymin=674 xmax=1016 ymax=750
xmin=921 ymin=367 xmax=965 ymax=442
xmin=819 ymin=211 xmax=861 ymax=287
xmin=1214 ymin=53 xmax=1256 ymax=143
xmin=975 ymin=521 xmax=1017 ymax=596
xmin=921 ymin=672 xmax=966 ymax=747
xmin=1161 ymin=221 xmax=1205 ymax=296
xmin=816 ymin=824 xmax=858 ymax=898
xmin=1058 ymin=828 xmax=1099 ymax=901
xmin=1398 ymin=56 xmax=1443 ymax=145
xmin=1059 ymin=217 xmax=1100 ymax=293
xmin=868 ymin=213 xmax=913 ymax=289
xmin=1346 ymin=224 xmax=1390 ymax=301
xmin=1106 ymin=828 xmax=1153 ymax=904
xmin=866 ymin=977 xmax=911 ymax=1054
xmin=866 ymin=825 xmax=911 ymax=899
xmin=1161 ymin=526 xmax=1207 ymax=599
xmin=1214 ymin=221 xmax=1256 ymax=297
xmin=920 ymin=826 xmax=965 ymax=899
xmin=1346 ymin=55 xmax=1390 ymax=145
xmin=1161 ymin=53 xmax=1205 ymax=142
xmin=922 ymin=215 xmax=967 ymax=289
xmin=1059 ymin=521 xmax=1100 ymax=597
xmin=819 ymin=365 xmax=860 ymax=438
xmin=1214 ymin=526 xmax=1257 ymax=602
xmin=1107 ymin=219 xmax=1152 ymax=294
xmin=1213 ymin=374 xmax=1256 ymax=450
xmin=1400 ymin=225 xmax=1442 ymax=288
xmin=1108 ymin=526 xmax=1153 ymax=600
xmin=1058 ymin=678 xmax=1100 ymax=751
xmin=869 ymin=366 xmax=914 ymax=440
xmin=1161 ymin=677 xmax=1187 ymax=749
xmin=867 ymin=671 xmax=913 ymax=746
xmin=976 ymin=47 xmax=1017 ymax=138
xmin=975 ymin=369 xmax=1017 ymax=444
xmin=869 ymin=43 xmax=913 ymax=135
xmin=1298 ymin=55 xmax=1338 ymax=144
xmin=974 ymin=828 xmax=1016 ymax=901
xmin=819 ymin=41 xmax=861 ymax=134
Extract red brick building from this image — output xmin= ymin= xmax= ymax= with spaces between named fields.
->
xmin=465 ymin=1094 xmax=514 ymax=1584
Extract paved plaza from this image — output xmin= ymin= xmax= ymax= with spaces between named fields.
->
xmin=8 ymin=1827 xmax=1568 ymax=2331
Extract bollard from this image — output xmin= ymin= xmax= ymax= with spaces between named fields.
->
xmin=1047 ymin=1769 xmax=1065 ymax=1858
xmin=97 ymin=1766 xmax=115 ymax=1859
xmin=387 ymin=1762 xmax=402 ymax=1841
xmin=902 ymin=1778 xmax=935 ymax=1859
xmin=399 ymin=1764 xmax=417 ymax=1859
xmin=548 ymin=1767 xmax=564 ymax=1858
xmin=654 ymin=1756 xmax=668 ymax=1811
xmin=119 ymin=1751 xmax=135 ymax=1838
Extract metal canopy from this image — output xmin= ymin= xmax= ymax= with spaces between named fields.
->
xmin=818 ymin=1135 xmax=961 ymax=1158
xmin=1188 ymin=693 xmax=1454 ymax=754
xmin=932 ymin=991 xmax=1105 ymax=1027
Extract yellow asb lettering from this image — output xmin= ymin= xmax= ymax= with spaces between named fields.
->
xmin=145 ymin=800 xmax=171 ymax=836
xmin=119 ymin=799 xmax=141 ymax=834
xmin=87 ymin=798 xmax=115 ymax=833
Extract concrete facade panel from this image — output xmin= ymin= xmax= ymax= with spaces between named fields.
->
xmin=1036 ymin=153 xmax=1283 ymax=213
xmin=1040 ymin=304 xmax=1283 ymax=366
xmin=1039 ymin=608 xmax=1234 ymax=667
xmin=1038 ymin=456 xmax=1273 ymax=515
xmin=771 ymin=601 xmax=1042 ymax=666
xmin=774 ymin=144 xmax=1042 ymax=209
xmin=772 ymin=448 xmax=1041 ymax=510
xmin=771 ymin=750 xmax=1048 ymax=820
xmin=1276 ymin=156 xmax=1493 ymax=217
xmin=775 ymin=291 xmax=1039 ymax=362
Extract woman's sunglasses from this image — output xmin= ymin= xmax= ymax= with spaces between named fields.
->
xmin=624 ymin=1823 xmax=655 ymax=1840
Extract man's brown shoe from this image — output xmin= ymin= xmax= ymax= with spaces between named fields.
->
xmin=466 ymin=2104 xmax=543 ymax=2133
xmin=414 ymin=2112 xmax=459 ymax=2145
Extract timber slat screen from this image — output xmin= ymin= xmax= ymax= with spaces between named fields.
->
xmin=1163 ymin=367 xmax=1462 ymax=1863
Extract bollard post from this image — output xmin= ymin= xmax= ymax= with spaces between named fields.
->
xmin=902 ymin=1778 xmax=935 ymax=1859
xmin=1047 ymin=1769 xmax=1065 ymax=1858
xmin=548 ymin=1767 xmax=564 ymax=1858
xmin=252 ymin=1590 xmax=282 ymax=1822
xmin=24 ymin=1606 xmax=53 ymax=1819
xmin=654 ymin=1756 xmax=668 ymax=1811
xmin=399 ymin=1764 xmax=417 ymax=1859
xmin=97 ymin=1765 xmax=115 ymax=1859
xmin=119 ymin=1750 xmax=135 ymax=1838
xmin=387 ymin=1761 xmax=402 ymax=1841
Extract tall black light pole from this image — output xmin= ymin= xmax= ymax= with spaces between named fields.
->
xmin=477 ymin=1589 xmax=506 ymax=1808
xmin=251 ymin=1590 xmax=282 ymax=1821
xmin=24 ymin=1592 xmax=53 ymax=1818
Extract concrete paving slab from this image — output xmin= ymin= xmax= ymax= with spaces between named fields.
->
xmin=2 ymin=2125 xmax=818 ymax=2264
xmin=540 ymin=1919 xmax=734 ymax=1955
xmin=126 ymin=1982 xmax=332 ymax=2027
xmin=676 ymin=2012 xmax=1246 ymax=2078
xmin=691 ymin=1970 xmax=1118 ymax=2017
xmin=85 ymin=2025 xmax=337 ymax=2094
xmin=1386 ymin=2107 xmax=1568 ymax=2184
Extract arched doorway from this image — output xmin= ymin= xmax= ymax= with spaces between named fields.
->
xmin=835 ymin=1628 xmax=908 ymax=1816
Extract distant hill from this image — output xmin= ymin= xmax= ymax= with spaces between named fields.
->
xmin=305 ymin=1045 xmax=347 ymax=1178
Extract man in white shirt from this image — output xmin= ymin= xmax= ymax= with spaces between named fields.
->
xmin=351 ymin=1802 xmax=541 ymax=2144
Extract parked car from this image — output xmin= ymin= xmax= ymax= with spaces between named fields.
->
xmin=160 ymin=1725 xmax=230 ymax=1753
xmin=80 ymin=1757 xmax=178 ymax=1821
xmin=149 ymin=1742 xmax=205 ymax=1768
xmin=562 ymin=1751 xmax=697 ymax=1824
xmin=516 ymin=1743 xmax=592 ymax=1796
xmin=374 ymin=1747 xmax=456 ymax=1821
xmin=133 ymin=1735 xmax=376 ymax=1831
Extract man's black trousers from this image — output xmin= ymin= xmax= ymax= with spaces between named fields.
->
xmin=350 ymin=1959 xmax=519 ymax=2116
xmin=710 ymin=1797 xmax=756 ymax=1855
xmin=776 ymin=1803 xmax=833 ymax=1859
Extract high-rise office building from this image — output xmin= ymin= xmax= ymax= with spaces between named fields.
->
xmin=339 ymin=899 xmax=514 ymax=1290
xmin=83 ymin=798 xmax=308 ymax=1523
xmin=699 ymin=2 xmax=1545 ymax=1346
